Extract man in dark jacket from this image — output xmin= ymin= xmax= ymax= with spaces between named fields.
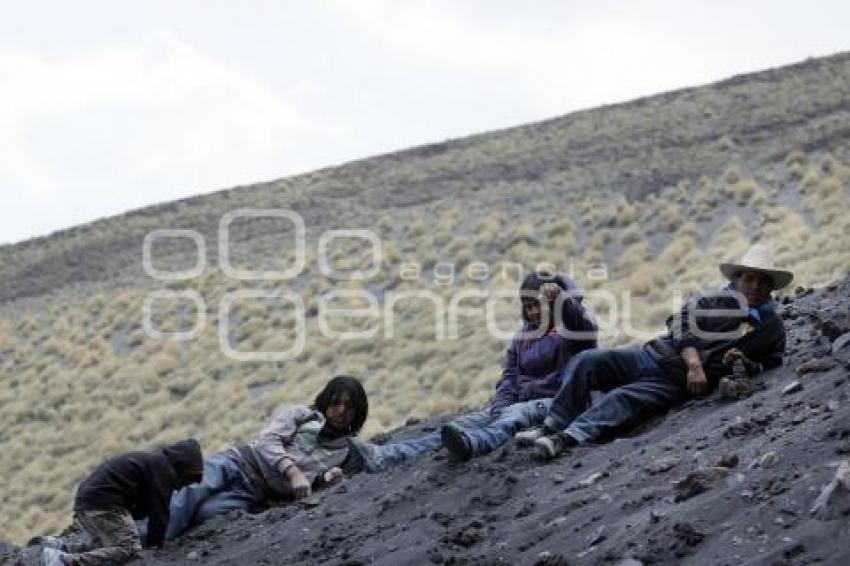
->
xmin=42 ymin=439 xmax=203 ymax=566
xmin=524 ymin=245 xmax=791 ymax=460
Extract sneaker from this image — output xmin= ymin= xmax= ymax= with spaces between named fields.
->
xmin=515 ymin=426 xmax=546 ymax=447
xmin=532 ymin=433 xmax=577 ymax=462
xmin=40 ymin=536 xmax=67 ymax=551
xmin=441 ymin=424 xmax=473 ymax=462
xmin=42 ymin=547 xmax=68 ymax=566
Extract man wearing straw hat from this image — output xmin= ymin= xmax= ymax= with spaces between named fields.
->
xmin=521 ymin=244 xmax=793 ymax=461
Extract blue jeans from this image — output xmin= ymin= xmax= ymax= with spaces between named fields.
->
xmin=544 ymin=347 xmax=687 ymax=443
xmin=461 ymin=399 xmax=551 ymax=456
xmin=364 ymin=429 xmax=445 ymax=471
xmin=164 ymin=452 xmax=265 ymax=540
xmin=367 ymin=398 xmax=551 ymax=469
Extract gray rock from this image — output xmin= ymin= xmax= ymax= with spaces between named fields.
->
xmin=674 ymin=467 xmax=731 ymax=501
xmin=795 ymin=358 xmax=836 ymax=374
xmin=586 ymin=525 xmax=606 ymax=547
xmin=782 ymin=380 xmax=803 ymax=395
xmin=645 ymin=456 xmax=681 ymax=475
xmin=757 ymin=451 xmax=779 ymax=468
xmin=715 ymin=453 xmax=740 ymax=469
xmin=810 ymin=460 xmax=850 ymax=520
xmin=832 ymin=331 xmax=850 ymax=354
xmin=578 ymin=471 xmax=607 ymax=487
xmin=187 ymin=551 xmax=200 ymax=561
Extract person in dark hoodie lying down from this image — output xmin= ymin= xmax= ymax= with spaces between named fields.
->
xmin=162 ymin=375 xmax=370 ymax=540
xmin=41 ymin=439 xmax=203 ymax=566
xmin=519 ymin=244 xmax=792 ymax=461
xmin=358 ymin=271 xmax=598 ymax=469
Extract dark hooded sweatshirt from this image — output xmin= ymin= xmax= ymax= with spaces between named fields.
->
xmin=490 ymin=274 xmax=599 ymax=412
xmin=644 ymin=288 xmax=786 ymax=385
xmin=74 ymin=439 xmax=203 ymax=547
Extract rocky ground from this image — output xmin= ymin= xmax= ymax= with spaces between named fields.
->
xmin=4 ymin=276 xmax=850 ymax=565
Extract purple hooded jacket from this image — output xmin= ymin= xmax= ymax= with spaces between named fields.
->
xmin=490 ymin=274 xmax=598 ymax=413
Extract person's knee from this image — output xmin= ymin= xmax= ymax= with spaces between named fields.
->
xmin=569 ymin=349 xmax=605 ymax=382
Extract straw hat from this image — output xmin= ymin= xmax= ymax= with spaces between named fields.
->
xmin=719 ymin=244 xmax=794 ymax=290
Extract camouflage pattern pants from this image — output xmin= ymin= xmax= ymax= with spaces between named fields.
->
xmin=64 ymin=508 xmax=142 ymax=565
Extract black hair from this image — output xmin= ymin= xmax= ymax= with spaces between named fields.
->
xmin=519 ymin=270 xmax=561 ymax=324
xmin=312 ymin=375 xmax=369 ymax=435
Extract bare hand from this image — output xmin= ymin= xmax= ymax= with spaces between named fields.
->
xmin=286 ymin=466 xmax=311 ymax=500
xmin=687 ymin=362 xmax=708 ymax=396
xmin=322 ymin=467 xmax=344 ymax=486
xmin=722 ymin=348 xmax=744 ymax=366
xmin=539 ymin=282 xmax=561 ymax=303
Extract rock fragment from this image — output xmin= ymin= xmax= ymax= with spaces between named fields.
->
xmin=795 ymin=358 xmax=836 ymax=374
xmin=832 ymin=331 xmax=850 ymax=353
xmin=586 ymin=525 xmax=606 ymax=547
xmin=810 ymin=460 xmax=850 ymax=520
xmin=782 ymin=381 xmax=803 ymax=395
xmin=645 ymin=456 xmax=681 ymax=475
xmin=757 ymin=452 xmax=779 ymax=468
xmin=674 ymin=467 xmax=730 ymax=502
xmin=578 ymin=471 xmax=607 ymax=487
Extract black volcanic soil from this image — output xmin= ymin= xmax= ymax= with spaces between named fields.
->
xmin=5 ymin=276 xmax=850 ymax=566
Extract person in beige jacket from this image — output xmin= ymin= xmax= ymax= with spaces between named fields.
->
xmin=164 ymin=375 xmax=369 ymax=539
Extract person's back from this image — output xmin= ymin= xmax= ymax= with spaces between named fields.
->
xmin=43 ymin=439 xmax=203 ymax=566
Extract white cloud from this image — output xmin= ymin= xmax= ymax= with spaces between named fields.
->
xmin=0 ymin=29 xmax=343 ymax=244
xmin=1 ymin=1 xmax=849 ymax=245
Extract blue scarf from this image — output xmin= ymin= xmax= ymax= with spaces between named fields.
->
xmin=725 ymin=282 xmax=776 ymax=324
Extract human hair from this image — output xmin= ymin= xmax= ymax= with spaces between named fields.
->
xmin=312 ymin=375 xmax=369 ymax=435
xmin=518 ymin=269 xmax=559 ymax=324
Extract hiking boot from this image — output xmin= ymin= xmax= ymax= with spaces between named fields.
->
xmin=42 ymin=547 xmax=68 ymax=566
xmin=532 ymin=432 xmax=577 ymax=462
xmin=515 ymin=426 xmax=548 ymax=447
xmin=441 ymin=424 xmax=474 ymax=462
xmin=39 ymin=536 xmax=67 ymax=552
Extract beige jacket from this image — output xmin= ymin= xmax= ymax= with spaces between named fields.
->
xmin=229 ymin=405 xmax=351 ymax=497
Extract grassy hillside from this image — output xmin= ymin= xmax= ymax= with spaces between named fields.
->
xmin=1 ymin=53 xmax=850 ymax=542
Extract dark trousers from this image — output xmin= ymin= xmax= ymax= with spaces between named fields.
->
xmin=543 ymin=347 xmax=687 ymax=442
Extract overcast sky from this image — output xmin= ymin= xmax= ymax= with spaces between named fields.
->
xmin=2 ymin=1 xmax=849 ymax=245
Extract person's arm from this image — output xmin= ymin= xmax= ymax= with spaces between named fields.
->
xmin=753 ymin=318 xmax=786 ymax=371
xmin=490 ymin=339 xmax=520 ymax=413
xmin=681 ymin=345 xmax=708 ymax=396
xmin=285 ymin=465 xmax=311 ymax=500
xmin=517 ymin=369 xmax=560 ymax=400
xmin=145 ymin=496 xmax=170 ymax=548
xmin=723 ymin=320 xmax=786 ymax=375
xmin=668 ymin=291 xmax=747 ymax=353
xmin=142 ymin=458 xmax=175 ymax=548
xmin=254 ymin=405 xmax=313 ymax=476
xmin=557 ymin=296 xmax=599 ymax=346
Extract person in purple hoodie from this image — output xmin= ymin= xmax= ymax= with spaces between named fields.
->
xmin=358 ymin=270 xmax=598 ymax=468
